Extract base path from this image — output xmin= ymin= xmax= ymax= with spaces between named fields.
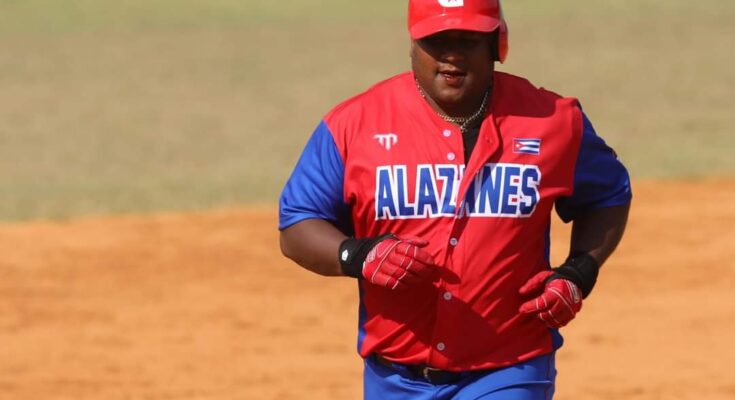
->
xmin=1 ymin=180 xmax=734 ymax=400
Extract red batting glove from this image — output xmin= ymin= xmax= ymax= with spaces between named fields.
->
xmin=362 ymin=237 xmax=436 ymax=290
xmin=519 ymin=270 xmax=583 ymax=328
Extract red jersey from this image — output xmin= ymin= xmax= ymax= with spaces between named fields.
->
xmin=279 ymin=71 xmax=631 ymax=370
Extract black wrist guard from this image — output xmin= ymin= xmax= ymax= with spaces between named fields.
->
xmin=338 ymin=233 xmax=395 ymax=279
xmin=550 ymin=253 xmax=600 ymax=299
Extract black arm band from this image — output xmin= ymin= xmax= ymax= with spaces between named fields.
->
xmin=338 ymin=233 xmax=395 ymax=279
xmin=550 ymin=253 xmax=600 ymax=298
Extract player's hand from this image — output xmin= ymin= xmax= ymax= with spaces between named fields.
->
xmin=362 ymin=237 xmax=437 ymax=290
xmin=518 ymin=271 xmax=583 ymax=328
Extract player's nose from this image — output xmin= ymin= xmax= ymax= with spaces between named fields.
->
xmin=438 ymin=46 xmax=466 ymax=63
xmin=436 ymin=48 xmax=468 ymax=69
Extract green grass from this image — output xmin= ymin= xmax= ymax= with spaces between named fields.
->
xmin=1 ymin=0 xmax=733 ymax=220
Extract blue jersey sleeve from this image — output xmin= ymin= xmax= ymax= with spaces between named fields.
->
xmin=278 ymin=121 xmax=353 ymax=234
xmin=555 ymin=111 xmax=632 ymax=222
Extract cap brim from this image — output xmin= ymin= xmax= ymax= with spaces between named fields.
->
xmin=409 ymin=14 xmax=502 ymax=39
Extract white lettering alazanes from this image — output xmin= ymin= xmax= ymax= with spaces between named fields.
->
xmin=374 ymin=163 xmax=541 ymax=220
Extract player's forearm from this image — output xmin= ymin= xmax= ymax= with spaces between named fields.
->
xmin=569 ymin=203 xmax=631 ymax=266
xmin=279 ymin=218 xmax=347 ymax=277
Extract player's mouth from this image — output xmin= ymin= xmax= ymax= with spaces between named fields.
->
xmin=438 ymin=69 xmax=467 ymax=88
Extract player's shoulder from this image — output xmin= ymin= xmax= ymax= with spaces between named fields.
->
xmin=317 ymin=73 xmax=413 ymax=159
xmin=494 ymin=71 xmax=580 ymax=113
xmin=494 ymin=71 xmax=564 ymax=98
xmin=324 ymin=72 xmax=413 ymax=123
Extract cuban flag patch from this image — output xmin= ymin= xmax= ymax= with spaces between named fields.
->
xmin=513 ymin=138 xmax=541 ymax=155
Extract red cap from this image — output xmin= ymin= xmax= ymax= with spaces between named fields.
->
xmin=408 ymin=0 xmax=509 ymax=62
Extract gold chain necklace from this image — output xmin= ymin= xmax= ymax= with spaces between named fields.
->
xmin=415 ymin=79 xmax=489 ymax=133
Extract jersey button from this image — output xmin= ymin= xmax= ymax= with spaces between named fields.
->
xmin=442 ymin=129 xmax=452 ymax=138
xmin=447 ymin=152 xmax=456 ymax=161
xmin=449 ymin=237 xmax=458 ymax=246
xmin=443 ymin=292 xmax=452 ymax=301
xmin=437 ymin=342 xmax=446 ymax=351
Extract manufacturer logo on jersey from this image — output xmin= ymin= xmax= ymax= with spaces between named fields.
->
xmin=438 ymin=0 xmax=464 ymax=7
xmin=375 ymin=163 xmax=541 ymax=220
xmin=513 ymin=138 xmax=541 ymax=155
xmin=374 ymin=133 xmax=398 ymax=150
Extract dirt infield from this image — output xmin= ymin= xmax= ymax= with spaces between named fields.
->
xmin=1 ymin=180 xmax=734 ymax=400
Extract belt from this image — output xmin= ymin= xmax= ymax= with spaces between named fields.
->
xmin=372 ymin=355 xmax=470 ymax=385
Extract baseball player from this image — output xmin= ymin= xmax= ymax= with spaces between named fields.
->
xmin=279 ymin=0 xmax=631 ymax=398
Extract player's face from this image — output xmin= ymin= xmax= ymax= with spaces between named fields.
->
xmin=411 ymin=30 xmax=495 ymax=116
